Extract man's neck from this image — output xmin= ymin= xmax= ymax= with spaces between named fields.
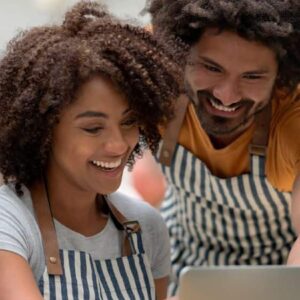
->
xmin=208 ymin=119 xmax=255 ymax=149
xmin=208 ymin=132 xmax=244 ymax=149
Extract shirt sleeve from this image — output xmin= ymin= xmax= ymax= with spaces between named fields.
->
xmin=0 ymin=185 xmax=44 ymax=281
xmin=146 ymin=207 xmax=171 ymax=279
xmin=0 ymin=190 xmax=31 ymax=258
xmin=279 ymin=100 xmax=300 ymax=176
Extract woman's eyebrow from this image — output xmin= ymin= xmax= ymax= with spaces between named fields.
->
xmin=122 ymin=108 xmax=132 ymax=116
xmin=75 ymin=108 xmax=131 ymax=120
xmin=75 ymin=111 xmax=107 ymax=119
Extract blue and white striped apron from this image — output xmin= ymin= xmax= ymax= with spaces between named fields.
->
xmin=160 ymin=144 xmax=297 ymax=295
xmin=38 ymin=229 xmax=155 ymax=299
xmin=31 ymin=186 xmax=155 ymax=300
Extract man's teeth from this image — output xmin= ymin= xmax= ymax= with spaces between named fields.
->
xmin=92 ymin=159 xmax=122 ymax=169
xmin=210 ymin=98 xmax=237 ymax=112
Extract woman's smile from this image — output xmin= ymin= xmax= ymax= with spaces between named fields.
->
xmin=48 ymin=76 xmax=139 ymax=195
xmin=89 ymin=157 xmax=126 ymax=178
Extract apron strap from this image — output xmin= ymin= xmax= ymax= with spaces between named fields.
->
xmin=249 ymin=101 xmax=272 ymax=157
xmin=105 ymin=196 xmax=141 ymax=256
xmin=31 ymin=182 xmax=63 ymax=275
xmin=158 ymin=94 xmax=189 ymax=166
xmin=159 ymin=93 xmax=271 ymax=168
xmin=32 ymin=183 xmax=141 ymax=276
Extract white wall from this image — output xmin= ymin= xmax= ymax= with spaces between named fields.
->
xmin=0 ymin=0 xmax=149 ymax=51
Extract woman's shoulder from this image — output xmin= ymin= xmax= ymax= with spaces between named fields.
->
xmin=108 ymin=192 xmax=171 ymax=279
xmin=0 ymin=184 xmax=34 ymax=215
xmin=0 ymin=184 xmax=44 ymax=282
xmin=0 ymin=184 xmax=42 ymax=251
xmin=0 ymin=184 xmax=40 ymax=240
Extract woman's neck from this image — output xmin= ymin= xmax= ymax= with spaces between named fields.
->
xmin=32 ymin=177 xmax=108 ymax=237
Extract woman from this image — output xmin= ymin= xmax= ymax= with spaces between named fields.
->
xmin=0 ymin=1 xmax=180 ymax=299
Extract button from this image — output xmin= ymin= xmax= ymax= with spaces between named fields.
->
xmin=163 ymin=150 xmax=170 ymax=158
xmin=49 ymin=257 xmax=57 ymax=264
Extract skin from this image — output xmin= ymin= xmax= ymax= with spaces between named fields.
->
xmin=0 ymin=76 xmax=168 ymax=299
xmin=134 ymin=29 xmax=299 ymax=293
xmin=288 ymin=174 xmax=300 ymax=264
xmin=134 ymin=28 xmax=279 ymax=203
xmin=45 ymin=76 xmax=139 ymax=236
xmin=184 ymin=29 xmax=300 ymax=267
xmin=184 ymin=28 xmax=278 ymax=148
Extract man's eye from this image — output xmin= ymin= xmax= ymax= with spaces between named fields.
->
xmin=244 ymin=74 xmax=262 ymax=80
xmin=203 ymin=64 xmax=221 ymax=73
xmin=83 ymin=127 xmax=103 ymax=134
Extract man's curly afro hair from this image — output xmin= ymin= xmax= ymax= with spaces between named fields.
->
xmin=147 ymin=0 xmax=300 ymax=90
xmin=0 ymin=1 xmax=181 ymax=193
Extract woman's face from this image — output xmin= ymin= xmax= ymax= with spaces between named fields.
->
xmin=48 ymin=76 xmax=139 ymax=195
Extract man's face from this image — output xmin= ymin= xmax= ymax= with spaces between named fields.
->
xmin=184 ymin=28 xmax=278 ymax=139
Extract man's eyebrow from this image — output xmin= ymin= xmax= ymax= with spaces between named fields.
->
xmin=75 ymin=108 xmax=132 ymax=119
xmin=243 ymin=69 xmax=270 ymax=75
xmin=199 ymin=56 xmax=223 ymax=69
xmin=198 ymin=56 xmax=270 ymax=74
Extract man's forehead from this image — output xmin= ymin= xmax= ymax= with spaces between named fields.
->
xmin=190 ymin=29 xmax=277 ymax=63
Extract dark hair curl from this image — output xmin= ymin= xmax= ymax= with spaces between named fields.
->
xmin=147 ymin=0 xmax=300 ymax=90
xmin=0 ymin=1 xmax=181 ymax=194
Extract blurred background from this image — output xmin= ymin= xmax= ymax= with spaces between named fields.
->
xmin=0 ymin=0 xmax=166 ymax=206
xmin=0 ymin=0 xmax=149 ymax=52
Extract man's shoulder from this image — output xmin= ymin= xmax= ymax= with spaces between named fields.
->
xmin=273 ymin=86 xmax=300 ymax=110
xmin=272 ymin=87 xmax=300 ymax=129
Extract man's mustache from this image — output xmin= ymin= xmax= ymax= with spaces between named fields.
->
xmin=197 ymin=90 xmax=255 ymax=109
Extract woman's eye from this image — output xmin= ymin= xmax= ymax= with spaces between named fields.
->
xmin=83 ymin=127 xmax=103 ymax=134
xmin=122 ymin=118 xmax=138 ymax=128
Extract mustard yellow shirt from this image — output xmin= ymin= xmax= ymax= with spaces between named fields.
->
xmin=178 ymin=87 xmax=300 ymax=192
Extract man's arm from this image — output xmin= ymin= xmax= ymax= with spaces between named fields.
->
xmin=287 ymin=174 xmax=300 ymax=264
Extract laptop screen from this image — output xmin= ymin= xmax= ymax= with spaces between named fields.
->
xmin=179 ymin=266 xmax=300 ymax=300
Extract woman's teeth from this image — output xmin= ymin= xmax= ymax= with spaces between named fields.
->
xmin=210 ymin=98 xmax=237 ymax=112
xmin=91 ymin=159 xmax=122 ymax=170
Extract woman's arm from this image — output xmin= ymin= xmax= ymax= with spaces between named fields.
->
xmin=291 ymin=174 xmax=300 ymax=233
xmin=0 ymin=251 xmax=43 ymax=300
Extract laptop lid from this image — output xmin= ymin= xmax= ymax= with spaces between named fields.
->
xmin=179 ymin=266 xmax=300 ymax=300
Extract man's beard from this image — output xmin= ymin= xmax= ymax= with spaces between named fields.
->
xmin=186 ymin=87 xmax=267 ymax=137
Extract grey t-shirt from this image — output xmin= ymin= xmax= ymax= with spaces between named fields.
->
xmin=0 ymin=184 xmax=170 ymax=282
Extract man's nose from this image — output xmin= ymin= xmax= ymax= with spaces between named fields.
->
xmin=212 ymin=78 xmax=241 ymax=106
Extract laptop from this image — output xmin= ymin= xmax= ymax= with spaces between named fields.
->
xmin=178 ymin=265 xmax=300 ymax=300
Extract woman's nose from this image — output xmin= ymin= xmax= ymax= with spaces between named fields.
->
xmin=103 ymin=129 xmax=128 ymax=155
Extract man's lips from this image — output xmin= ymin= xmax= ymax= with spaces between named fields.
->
xmin=203 ymin=95 xmax=245 ymax=118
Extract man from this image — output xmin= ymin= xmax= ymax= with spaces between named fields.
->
xmin=135 ymin=0 xmax=300 ymax=295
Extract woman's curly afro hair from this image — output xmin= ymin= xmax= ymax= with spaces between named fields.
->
xmin=147 ymin=0 xmax=300 ymax=90
xmin=0 ymin=1 xmax=181 ymax=193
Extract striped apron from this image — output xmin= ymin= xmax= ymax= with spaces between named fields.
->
xmin=31 ymin=186 xmax=155 ymax=300
xmin=158 ymin=96 xmax=297 ymax=295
